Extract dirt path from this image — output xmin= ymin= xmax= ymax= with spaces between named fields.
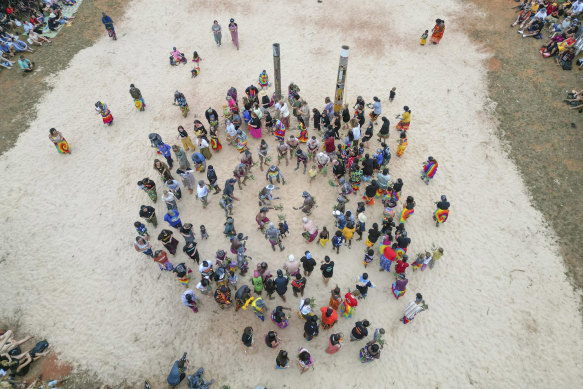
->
xmin=0 ymin=0 xmax=126 ymax=153
xmin=467 ymin=0 xmax=583 ymax=290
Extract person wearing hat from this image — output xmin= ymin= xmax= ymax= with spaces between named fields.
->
xmin=265 ymin=164 xmax=287 ymax=186
xmin=265 ymin=222 xmax=285 ymax=252
xmin=228 ymin=18 xmax=239 ymax=49
xmin=283 ymin=255 xmax=301 ymax=277
xmin=395 ymin=106 xmax=411 ymax=131
xmin=401 ymin=293 xmax=427 ymax=324
xmin=129 ymin=84 xmax=145 ymax=111
xmin=433 ymin=194 xmax=450 ymax=227
xmin=293 ymin=191 xmax=315 ymax=215
xmin=101 ymin=12 xmax=116 ymax=40
xmin=320 ymin=306 xmax=338 ymax=329
xmin=366 ymin=96 xmax=382 ymax=124
xmin=164 ymin=209 xmax=182 ymax=229
xmin=421 ymin=156 xmax=438 ymax=185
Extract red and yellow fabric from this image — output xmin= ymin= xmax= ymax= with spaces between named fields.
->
xmin=434 ymin=208 xmax=449 ymax=224
xmin=400 ymin=207 xmax=414 ymax=223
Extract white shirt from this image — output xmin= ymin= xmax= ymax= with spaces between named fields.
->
xmin=162 ymin=192 xmax=176 ymax=203
xmin=573 ymin=2 xmax=583 ymax=13
xmin=316 ymin=152 xmax=330 ymax=166
xmin=226 ymin=122 xmax=237 ymax=136
xmin=199 ymin=138 xmax=209 ymax=148
xmin=197 ymin=185 xmax=208 ymax=198
xmin=280 ymin=103 xmax=290 ymax=118
xmin=352 ymin=125 xmax=361 ymax=140
xmin=181 ymin=290 xmax=198 ymax=307
xmin=23 ymin=22 xmax=34 ymax=34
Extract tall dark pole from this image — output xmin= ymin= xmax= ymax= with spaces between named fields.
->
xmin=333 ymin=45 xmax=349 ymax=113
xmin=273 ymin=43 xmax=281 ymax=101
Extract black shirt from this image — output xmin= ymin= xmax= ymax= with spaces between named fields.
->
xmin=436 ymin=201 xmax=450 ymax=210
xmin=183 ymin=242 xmax=198 ymax=258
xmin=362 ymin=158 xmax=376 ymax=176
xmin=351 ymin=321 xmax=368 ymax=339
xmin=313 ymin=110 xmax=321 ymax=128
xmin=333 ymin=163 xmax=346 ymax=177
xmin=396 ymin=235 xmax=411 ymax=249
xmin=320 ymin=261 xmax=335 ymax=278
xmin=274 ymin=275 xmax=289 ymax=294
xmin=223 ymin=182 xmax=234 ymax=196
xmin=235 ymin=285 xmax=251 ymax=300
xmin=301 ymin=256 xmax=317 ymax=272
xmin=367 ymin=229 xmax=381 ymax=243
xmin=139 ymin=206 xmax=155 ymax=218
xmin=365 ymin=183 xmax=377 ymax=198
xmin=241 ymin=332 xmax=253 ymax=347
xmin=207 ymin=170 xmax=217 ymax=184
xmin=342 ymin=108 xmax=350 ymax=122
xmin=304 ymin=320 xmax=319 ymax=337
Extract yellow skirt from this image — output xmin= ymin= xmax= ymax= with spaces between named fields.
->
xmin=319 ymin=238 xmax=329 ymax=247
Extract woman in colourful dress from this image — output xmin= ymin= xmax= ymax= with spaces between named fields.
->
xmin=395 ymin=106 xmax=411 ymax=131
xmin=360 ymin=341 xmax=381 ymax=363
xmin=433 ymin=194 xmax=450 ymax=227
xmin=258 ymin=70 xmax=269 ymax=89
xmin=48 ymin=128 xmax=70 ymax=154
xmin=235 ymin=129 xmax=248 ymax=153
xmin=339 ymin=292 xmax=358 ymax=318
xmin=297 ymin=118 xmax=308 ymax=142
xmin=420 ymin=156 xmax=438 ymax=184
xmin=429 ymin=19 xmax=445 ymax=45
xmin=95 ymin=101 xmax=113 ymax=125
xmin=274 ymin=119 xmax=286 ymax=141
xmin=396 ymin=130 xmax=407 ymax=157
xmin=209 ymin=127 xmax=222 ymax=151
xmin=325 ymin=333 xmax=343 ymax=354
xmin=297 ymin=348 xmax=313 ymax=374
xmin=400 ymin=196 xmax=415 ymax=223
xmin=228 ymin=18 xmax=239 ymax=50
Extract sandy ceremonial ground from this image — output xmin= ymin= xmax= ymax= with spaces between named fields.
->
xmin=1 ymin=0 xmax=582 ymax=387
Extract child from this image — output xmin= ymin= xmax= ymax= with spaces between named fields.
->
xmin=355 ymin=273 xmax=375 ymax=299
xmin=292 ymin=273 xmax=307 ymax=297
xmin=420 ymin=30 xmax=428 ymax=45
xmin=356 ymin=212 xmax=367 ymax=241
xmin=265 ymin=111 xmax=274 ymax=134
xmin=363 ymin=249 xmax=374 ymax=268
xmin=412 ymin=253 xmax=426 ymax=271
xmin=192 ymin=51 xmax=202 ymax=63
xmin=264 ymin=278 xmax=276 ymax=300
xmin=134 ymin=221 xmax=150 ymax=240
xmin=342 ymin=221 xmax=356 ymax=248
xmin=421 ymin=251 xmax=432 ymax=271
xmin=429 ymin=247 xmax=444 ymax=269
xmin=308 ymin=165 xmax=318 ymax=183
xmin=319 ymin=226 xmax=330 ymax=247
xmin=389 ymin=87 xmax=396 ymax=103
xmin=229 ymin=270 xmax=238 ymax=289
xmin=332 ymin=230 xmax=345 ymax=254
xmin=200 ymin=225 xmax=209 ymax=239
xmin=196 ymin=277 xmax=212 ymax=295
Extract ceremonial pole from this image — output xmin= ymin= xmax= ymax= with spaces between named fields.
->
xmin=333 ymin=45 xmax=349 ymax=113
xmin=273 ymin=43 xmax=282 ymax=101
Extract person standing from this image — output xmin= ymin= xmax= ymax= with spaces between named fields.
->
xmin=320 ymin=306 xmax=338 ymax=330
xmin=165 ymin=178 xmax=182 ymax=200
xmin=433 ymin=195 xmax=450 ymax=227
xmin=154 ymin=159 xmax=173 ymax=182
xmin=292 ymin=273 xmax=307 ymax=297
xmin=181 ymin=290 xmax=199 ymax=313
xmin=211 ymin=20 xmax=222 ymax=47
xmin=101 ymin=12 xmax=116 ymax=40
xmin=162 ymin=190 xmax=177 ymax=210
xmin=265 ymin=222 xmax=285 ymax=252
xmin=430 ymin=19 xmax=446 ymax=44
xmin=48 ymin=128 xmax=70 ymax=154
xmin=300 ymin=251 xmax=317 ymax=276
xmin=206 ymin=165 xmax=221 ymax=194
xmin=129 ymin=84 xmax=145 ymax=111
xmin=326 ymin=333 xmax=343 ymax=354
xmin=350 ymin=319 xmax=370 ymax=341
xmin=320 ymin=256 xmax=334 ymax=284
xmin=139 ymin=205 xmax=157 ymax=227
xmin=172 ymin=145 xmax=190 ymax=171
xmin=395 ymin=106 xmax=411 ymax=131
xmin=177 ymin=126 xmax=195 ymax=152
xmin=176 ymin=168 xmax=195 ymax=195
xmin=241 ymin=326 xmax=254 ymax=352
xmin=134 ymin=236 xmax=153 ymax=257
xmin=274 ymin=269 xmax=289 ymax=302
xmin=391 ymin=273 xmax=408 ymax=299
xmin=420 ymin=156 xmax=438 ymax=184
xmin=159 ymin=229 xmax=179 ymax=255
xmin=228 ymin=18 xmax=239 ymax=50
xmin=400 ymin=196 xmax=415 ymax=223
xmin=95 ymin=101 xmax=113 ymax=125
xmin=166 ymin=355 xmax=188 ymax=388
xmin=303 ymin=316 xmax=319 ymax=341
xmin=164 ymin=209 xmax=182 ymax=229
xmin=157 ymin=142 xmax=174 ymax=169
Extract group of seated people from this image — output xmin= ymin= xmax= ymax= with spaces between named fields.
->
xmin=511 ymin=0 xmax=583 ymax=70
xmin=1 ymin=329 xmax=51 ymax=379
xmin=0 ymin=0 xmax=77 ymax=71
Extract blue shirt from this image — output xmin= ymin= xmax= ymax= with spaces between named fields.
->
xmin=164 ymin=211 xmax=181 ymax=227
xmin=102 ymin=15 xmax=113 ymax=26
xmin=191 ymin=152 xmax=205 ymax=164
xmin=167 ymin=361 xmax=182 ymax=386
xmin=157 ymin=143 xmax=172 ymax=157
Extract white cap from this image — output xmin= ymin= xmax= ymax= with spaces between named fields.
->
xmin=302 ymin=217 xmax=308 ymax=223
xmin=288 ymin=255 xmax=295 ymax=261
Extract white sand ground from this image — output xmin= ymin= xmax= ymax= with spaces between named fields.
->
xmin=1 ymin=0 xmax=582 ymax=387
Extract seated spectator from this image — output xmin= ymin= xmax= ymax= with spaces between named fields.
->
xmin=511 ymin=4 xmax=532 ymax=27
xmin=28 ymin=29 xmax=51 ymax=46
xmin=556 ymin=46 xmax=575 ymax=70
xmin=0 ymin=52 xmax=14 ymax=69
xmin=520 ymin=18 xmax=545 ymax=38
xmin=540 ymin=33 xmax=566 ymax=57
xmin=0 ymin=39 xmax=15 ymax=57
xmin=568 ymin=0 xmax=583 ymax=16
xmin=17 ymin=55 xmax=34 ymax=72
xmin=5 ymin=36 xmax=34 ymax=53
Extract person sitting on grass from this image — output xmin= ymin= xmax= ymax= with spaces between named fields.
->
xmin=17 ymin=55 xmax=34 ymax=72
xmin=1 ymin=52 xmax=14 ymax=69
xmin=27 ymin=30 xmax=51 ymax=46
xmin=520 ymin=18 xmax=544 ymax=38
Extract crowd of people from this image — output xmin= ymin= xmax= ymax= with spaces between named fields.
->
xmin=33 ymin=11 xmax=451 ymax=388
xmin=0 ymin=0 xmax=80 ymax=72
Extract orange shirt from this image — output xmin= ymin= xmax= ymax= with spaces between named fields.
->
xmin=320 ymin=307 xmax=338 ymax=325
